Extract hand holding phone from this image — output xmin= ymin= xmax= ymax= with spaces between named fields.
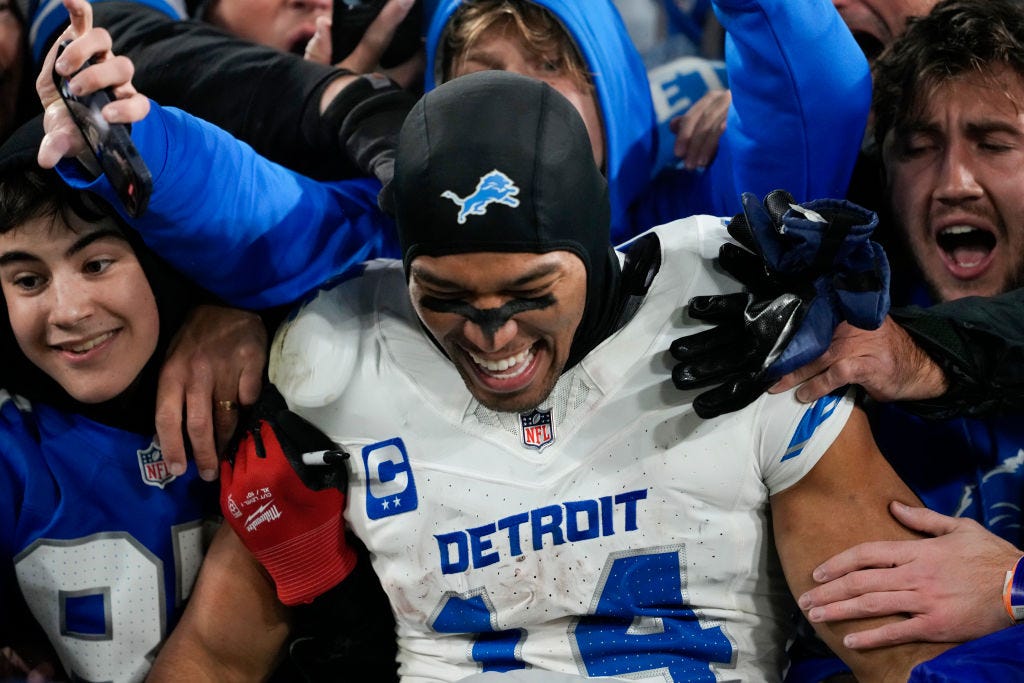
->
xmin=52 ymin=40 xmax=152 ymax=218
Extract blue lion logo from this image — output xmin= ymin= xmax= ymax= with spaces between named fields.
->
xmin=951 ymin=450 xmax=1024 ymax=543
xmin=440 ymin=169 xmax=521 ymax=224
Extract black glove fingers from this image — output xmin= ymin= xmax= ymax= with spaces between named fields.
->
xmin=673 ymin=353 xmax=754 ymax=390
xmin=670 ymin=323 xmax=741 ymax=360
xmin=762 ymin=189 xmax=797 ymax=226
xmin=672 ymin=338 xmax=762 ymax=389
xmin=718 ymin=244 xmax=778 ymax=291
xmin=692 ymin=374 xmax=776 ymax=419
xmin=686 ymin=291 xmax=750 ymax=323
xmin=725 ymin=211 xmax=758 ymax=252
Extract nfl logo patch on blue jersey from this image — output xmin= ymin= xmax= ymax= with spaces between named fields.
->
xmin=520 ymin=408 xmax=554 ymax=451
xmin=137 ymin=441 xmax=176 ymax=488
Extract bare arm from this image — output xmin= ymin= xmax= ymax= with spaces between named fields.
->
xmin=770 ymin=408 xmax=951 ymax=681
xmin=149 ymin=525 xmax=291 ymax=682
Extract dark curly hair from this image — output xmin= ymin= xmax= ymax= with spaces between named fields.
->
xmin=0 ymin=142 xmax=203 ymax=433
xmin=872 ymin=0 xmax=1024 ymax=150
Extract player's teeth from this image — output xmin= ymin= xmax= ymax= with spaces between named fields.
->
xmin=940 ymin=225 xmax=976 ymax=236
xmin=469 ymin=347 xmax=533 ymax=373
xmin=67 ymin=332 xmax=113 ymax=353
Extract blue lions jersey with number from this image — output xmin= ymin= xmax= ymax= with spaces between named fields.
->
xmin=269 ymin=218 xmax=855 ymax=682
xmin=0 ymin=391 xmax=216 ymax=683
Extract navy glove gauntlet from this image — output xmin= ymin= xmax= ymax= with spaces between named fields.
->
xmin=672 ymin=189 xmax=890 ymax=418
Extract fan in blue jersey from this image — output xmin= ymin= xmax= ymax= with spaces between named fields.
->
xmin=0 ymin=117 xmax=253 ymax=682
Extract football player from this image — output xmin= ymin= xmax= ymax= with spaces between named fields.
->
xmin=150 ymin=71 xmax=951 ymax=681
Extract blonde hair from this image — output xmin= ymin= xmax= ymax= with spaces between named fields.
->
xmin=440 ymin=0 xmax=593 ymax=95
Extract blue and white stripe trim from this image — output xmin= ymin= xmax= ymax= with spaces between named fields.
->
xmin=781 ymin=390 xmax=845 ymax=462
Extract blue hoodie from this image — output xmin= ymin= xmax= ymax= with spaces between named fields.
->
xmin=425 ymin=0 xmax=871 ymax=244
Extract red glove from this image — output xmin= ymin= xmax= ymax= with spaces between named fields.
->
xmin=220 ymin=385 xmax=355 ymax=606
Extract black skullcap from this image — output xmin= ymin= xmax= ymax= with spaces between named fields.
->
xmin=387 ymin=69 xmax=622 ymax=369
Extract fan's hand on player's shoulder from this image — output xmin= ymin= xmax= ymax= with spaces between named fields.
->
xmin=671 ymin=190 xmax=890 ymax=418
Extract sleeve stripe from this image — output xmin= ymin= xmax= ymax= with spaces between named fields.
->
xmin=781 ymin=391 xmax=844 ymax=462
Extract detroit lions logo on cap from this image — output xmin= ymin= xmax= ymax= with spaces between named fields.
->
xmin=440 ymin=169 xmax=520 ymax=224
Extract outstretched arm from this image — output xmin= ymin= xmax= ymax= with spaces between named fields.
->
xmin=37 ymin=0 xmax=398 ymax=309
xmin=773 ymin=288 xmax=1024 ymax=418
xmin=30 ymin=0 xmax=419 ymax=181
xmin=770 ymin=408 xmax=952 ymax=680
xmin=703 ymin=0 xmax=870 ymax=212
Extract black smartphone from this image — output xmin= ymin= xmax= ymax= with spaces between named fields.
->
xmin=52 ymin=40 xmax=152 ymax=218
xmin=331 ymin=0 xmax=423 ymax=68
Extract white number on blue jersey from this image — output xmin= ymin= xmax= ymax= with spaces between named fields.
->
xmin=14 ymin=524 xmax=204 ymax=683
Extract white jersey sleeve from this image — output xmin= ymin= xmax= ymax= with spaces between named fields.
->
xmin=752 ymin=388 xmax=855 ymax=495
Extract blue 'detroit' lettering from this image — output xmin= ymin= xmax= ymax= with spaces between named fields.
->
xmin=435 ymin=489 xmax=648 ymax=574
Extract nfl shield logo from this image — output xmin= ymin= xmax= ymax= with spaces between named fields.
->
xmin=520 ymin=408 xmax=554 ymax=451
xmin=137 ymin=442 xmax=176 ymax=489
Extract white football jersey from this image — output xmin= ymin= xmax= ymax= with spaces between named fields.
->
xmin=270 ymin=217 xmax=854 ymax=683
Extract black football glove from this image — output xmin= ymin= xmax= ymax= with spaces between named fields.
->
xmin=671 ymin=189 xmax=890 ymax=418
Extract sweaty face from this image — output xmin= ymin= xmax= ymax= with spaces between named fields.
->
xmin=832 ymin=0 xmax=936 ymax=60
xmin=884 ymin=67 xmax=1024 ymax=302
xmin=409 ymin=250 xmax=587 ymax=413
xmin=449 ymin=24 xmax=606 ymax=169
xmin=0 ymin=213 xmax=160 ymax=404
xmin=209 ymin=0 xmax=331 ymax=54
xmin=0 ymin=1 xmax=24 ymax=139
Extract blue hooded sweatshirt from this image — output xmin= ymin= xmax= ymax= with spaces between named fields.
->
xmin=424 ymin=0 xmax=872 ymax=244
